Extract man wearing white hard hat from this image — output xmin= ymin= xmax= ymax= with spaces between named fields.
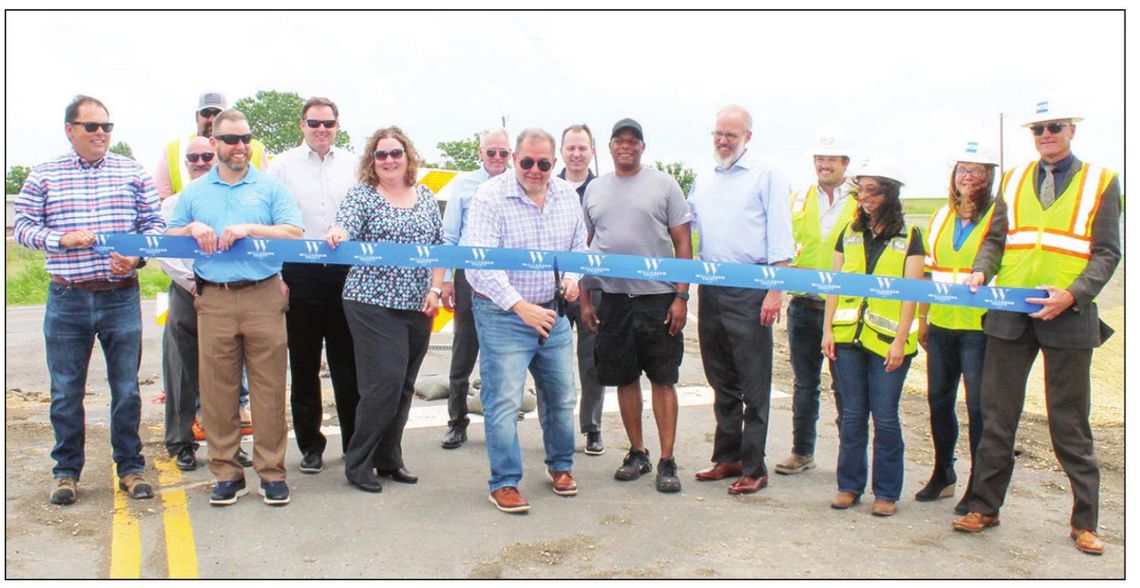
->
xmin=913 ymin=141 xmax=998 ymax=514
xmin=954 ymin=101 xmax=1121 ymax=556
xmin=774 ymin=128 xmax=859 ymax=476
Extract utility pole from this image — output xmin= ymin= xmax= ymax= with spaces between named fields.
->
xmin=999 ymin=112 xmax=1005 ymax=180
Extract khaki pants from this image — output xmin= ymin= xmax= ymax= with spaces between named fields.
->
xmin=195 ymin=275 xmax=289 ymax=483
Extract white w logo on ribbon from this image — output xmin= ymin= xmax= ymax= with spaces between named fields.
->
xmin=416 ymin=246 xmax=432 ymax=257
xmin=760 ymin=266 xmax=778 ymax=279
xmin=876 ymin=277 xmax=893 ymax=289
xmin=360 ymin=243 xmax=376 ymax=256
xmin=471 ymin=248 xmax=487 ymax=260
xmin=530 ymin=251 xmax=545 ymax=263
xmin=145 ymin=236 xmax=161 ymax=249
xmin=702 ymin=262 xmax=719 ymax=274
xmin=305 ymin=241 xmax=321 ymax=254
xmin=934 ymin=282 xmax=952 ymax=295
xmin=253 ymin=240 xmax=269 ymax=252
xmin=587 ymin=255 xmax=605 ymax=266
xmin=97 ymin=235 xmax=108 ymax=246
xmin=645 ymin=259 xmax=660 ymax=271
xmin=817 ymin=272 xmax=834 ymax=284
xmin=990 ymin=288 xmax=1008 ymax=301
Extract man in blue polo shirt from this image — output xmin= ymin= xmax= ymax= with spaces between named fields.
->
xmin=167 ymin=109 xmax=303 ymax=507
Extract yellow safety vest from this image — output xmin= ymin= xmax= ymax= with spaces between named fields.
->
xmin=994 ymin=162 xmax=1114 ymax=290
xmin=831 ymin=225 xmax=919 ymax=358
xmin=923 ymin=203 xmax=994 ymax=331
xmin=790 ymin=184 xmax=859 ymax=271
xmin=166 ymin=133 xmax=267 ymax=194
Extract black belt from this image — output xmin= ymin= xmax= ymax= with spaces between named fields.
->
xmin=51 ymin=276 xmax=138 ymax=292
xmin=474 ymin=291 xmax=555 ymax=309
xmin=196 ymin=274 xmax=276 ymax=291
xmin=791 ymin=296 xmax=826 ymax=310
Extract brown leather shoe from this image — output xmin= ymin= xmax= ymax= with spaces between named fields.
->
xmin=1071 ymin=528 xmax=1105 ymax=555
xmin=727 ymin=476 xmax=768 ymax=495
xmin=953 ymin=512 xmax=1000 ymax=533
xmin=830 ymin=492 xmax=860 ymax=509
xmin=695 ymin=461 xmax=743 ymax=481
xmin=547 ymin=469 xmax=578 ymax=497
xmin=871 ymin=498 xmax=896 ymax=517
xmin=488 ymin=487 xmax=530 ymax=513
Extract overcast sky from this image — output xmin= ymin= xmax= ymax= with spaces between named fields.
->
xmin=4 ymin=9 xmax=1125 ymax=198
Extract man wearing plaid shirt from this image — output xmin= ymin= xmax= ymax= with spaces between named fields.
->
xmin=14 ymin=95 xmax=166 ymax=506
xmin=463 ymin=128 xmax=588 ymax=514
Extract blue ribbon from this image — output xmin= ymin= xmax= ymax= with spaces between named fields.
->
xmin=96 ymin=234 xmax=1043 ymax=313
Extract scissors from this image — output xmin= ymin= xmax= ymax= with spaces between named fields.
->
xmin=539 ymin=256 xmax=566 ymax=345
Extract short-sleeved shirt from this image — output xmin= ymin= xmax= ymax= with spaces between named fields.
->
xmin=835 ymin=224 xmax=925 ymax=271
xmin=168 ymin=166 xmax=303 ymax=283
xmin=336 ymin=183 xmax=443 ymax=311
xmin=582 ymin=167 xmax=691 ymax=295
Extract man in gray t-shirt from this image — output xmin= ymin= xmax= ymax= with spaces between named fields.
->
xmin=579 ymin=118 xmax=692 ymax=494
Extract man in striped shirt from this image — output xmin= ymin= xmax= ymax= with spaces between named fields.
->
xmin=14 ymin=95 xmax=166 ymax=506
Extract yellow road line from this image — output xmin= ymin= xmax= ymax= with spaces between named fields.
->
xmin=109 ymin=473 xmax=141 ymax=579
xmin=155 ymin=456 xmax=199 ymax=578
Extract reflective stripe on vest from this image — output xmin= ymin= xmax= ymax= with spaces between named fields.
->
xmin=790 ymin=185 xmax=858 ymax=272
xmin=924 ymin=203 xmax=993 ymax=331
xmin=831 ymin=225 xmax=919 ymax=357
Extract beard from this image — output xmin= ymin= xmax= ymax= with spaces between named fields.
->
xmin=713 ymin=142 xmax=746 ymax=169
xmin=221 ymin=155 xmax=248 ymax=173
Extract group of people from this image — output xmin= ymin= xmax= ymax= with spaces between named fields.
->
xmin=13 ymin=92 xmax=1119 ymax=556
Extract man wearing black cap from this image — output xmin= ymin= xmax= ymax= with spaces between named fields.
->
xmin=579 ymin=118 xmax=693 ymax=493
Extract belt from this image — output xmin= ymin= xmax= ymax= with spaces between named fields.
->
xmin=474 ymin=291 xmax=555 ymax=309
xmin=51 ymin=276 xmax=138 ymax=292
xmin=791 ymin=296 xmax=826 ymax=310
xmin=196 ymin=274 xmax=276 ymax=291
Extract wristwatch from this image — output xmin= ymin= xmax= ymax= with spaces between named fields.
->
xmin=674 ymin=291 xmax=690 ymax=301
xmin=429 ymin=287 xmax=443 ymax=297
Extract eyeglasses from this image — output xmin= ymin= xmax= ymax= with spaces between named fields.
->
xmin=518 ymin=157 xmax=553 ymax=172
xmin=373 ymin=148 xmax=405 ymax=161
xmin=305 ymin=119 xmax=337 ymax=129
xmin=216 ymin=134 xmax=252 ymax=145
xmin=711 ymin=130 xmax=743 ymax=141
xmin=955 ymin=166 xmax=989 ymax=178
xmin=485 ymin=148 xmax=510 ymax=158
xmin=71 ymin=121 xmax=114 ymax=133
xmin=1030 ymin=122 xmax=1070 ymax=136
xmin=185 ymin=152 xmax=215 ymax=163
xmin=199 ymin=108 xmax=222 ymax=118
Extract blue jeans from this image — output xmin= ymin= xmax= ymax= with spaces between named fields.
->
xmin=44 ymin=283 xmax=146 ymax=480
xmin=473 ymin=297 xmax=576 ymax=493
xmin=834 ymin=346 xmax=911 ymax=502
xmin=925 ymin=325 xmax=986 ymax=471
xmin=786 ymin=299 xmax=839 ymax=456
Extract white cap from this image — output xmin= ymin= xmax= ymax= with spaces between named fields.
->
xmin=952 ymin=141 xmax=999 ymax=166
xmin=812 ymin=127 xmax=851 ymax=157
xmin=1021 ymin=99 xmax=1083 ymax=127
xmin=854 ymin=156 xmax=906 ymax=186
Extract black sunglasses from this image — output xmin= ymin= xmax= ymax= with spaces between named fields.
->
xmin=373 ymin=148 xmax=406 ymax=161
xmin=518 ymin=157 xmax=553 ymax=172
xmin=185 ymin=152 xmax=215 ymax=163
xmin=1030 ymin=122 xmax=1069 ymax=136
xmin=199 ymin=108 xmax=222 ymax=118
xmin=71 ymin=121 xmax=114 ymax=133
xmin=216 ymin=134 xmax=252 ymax=145
xmin=305 ymin=119 xmax=337 ymax=129
xmin=485 ymin=148 xmax=509 ymax=158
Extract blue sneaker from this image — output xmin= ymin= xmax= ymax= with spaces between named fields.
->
xmin=259 ymin=481 xmax=290 ymax=506
xmin=209 ymin=479 xmax=247 ymax=506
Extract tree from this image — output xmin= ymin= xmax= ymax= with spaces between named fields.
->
xmin=6 ymin=165 xmax=31 ymax=194
xmin=110 ymin=141 xmax=135 ymax=160
xmin=233 ymin=90 xmax=352 ymax=155
xmin=429 ymin=134 xmax=481 ymax=171
xmin=655 ymin=161 xmax=696 ymax=197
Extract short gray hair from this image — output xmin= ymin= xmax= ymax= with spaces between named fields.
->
xmin=514 ymin=128 xmax=556 ymax=155
xmin=479 ymin=128 xmax=511 ymax=147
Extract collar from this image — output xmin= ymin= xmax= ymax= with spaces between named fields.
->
xmin=1038 ymin=152 xmax=1076 ymax=173
xmin=72 ymin=149 xmax=106 ymax=170
xmin=717 ymin=149 xmax=756 ymax=172
xmin=304 ymin=143 xmax=340 ymax=161
xmin=207 ymin=164 xmax=261 ymax=187
xmin=557 ymin=168 xmax=596 ymax=182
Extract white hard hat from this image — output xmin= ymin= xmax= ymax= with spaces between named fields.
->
xmin=952 ymin=141 xmax=999 ymax=166
xmin=1021 ymin=99 xmax=1084 ymax=127
xmin=853 ymin=156 xmax=905 ymax=186
xmin=812 ymin=127 xmax=851 ymax=157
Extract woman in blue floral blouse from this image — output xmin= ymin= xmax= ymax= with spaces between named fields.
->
xmin=326 ymin=126 xmax=444 ymax=493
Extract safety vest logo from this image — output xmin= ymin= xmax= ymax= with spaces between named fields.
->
xmin=811 ymin=271 xmax=842 ymax=292
xmin=522 ymin=251 xmax=551 ymax=271
xmin=410 ymin=245 xmax=438 ymax=265
xmin=753 ymin=265 xmax=785 ymax=289
xmin=464 ymin=248 xmax=494 ymax=268
xmin=696 ymin=261 xmax=726 ymax=283
xmin=139 ymin=235 xmax=168 ymax=257
xmin=637 ymin=258 xmax=668 ymax=279
xmin=869 ymin=277 xmax=900 ymax=297
xmin=298 ymin=240 xmax=328 ymax=262
xmin=247 ymin=239 xmax=275 ymax=260
xmin=580 ymin=254 xmax=610 ymax=275
xmin=926 ymin=281 xmax=959 ymax=303
xmin=355 ymin=242 xmax=384 ymax=264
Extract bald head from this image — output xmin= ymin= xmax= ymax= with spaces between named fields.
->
xmin=713 ymin=105 xmax=753 ymax=169
xmin=185 ymin=136 xmax=215 ymax=180
xmin=479 ymin=128 xmax=512 ymax=176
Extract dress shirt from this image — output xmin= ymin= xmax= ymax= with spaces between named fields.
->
xmin=440 ymin=165 xmax=494 ymax=246
xmin=267 ymin=144 xmax=357 ymax=238
xmin=168 ymin=166 xmax=303 ymax=283
xmin=462 ymin=173 xmax=587 ymax=311
xmin=14 ymin=150 xmax=165 ymax=282
xmin=687 ymin=151 xmax=795 ymax=264
xmin=159 ymin=194 xmax=195 ymax=293
xmin=817 ymin=178 xmax=858 ymax=240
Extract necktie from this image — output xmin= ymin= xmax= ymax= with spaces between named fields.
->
xmin=1040 ymin=164 xmax=1058 ymax=208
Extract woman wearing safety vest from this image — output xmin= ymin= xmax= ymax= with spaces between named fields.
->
xmin=913 ymin=142 xmax=998 ymax=515
xmin=822 ymin=158 xmax=925 ymax=517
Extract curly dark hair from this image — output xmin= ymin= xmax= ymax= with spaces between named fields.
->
xmin=851 ymin=178 xmax=905 ymax=237
xmin=358 ymin=126 xmax=420 ymax=187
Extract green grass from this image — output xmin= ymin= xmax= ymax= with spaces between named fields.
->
xmin=902 ymin=197 xmax=945 ymax=218
xmin=6 ymin=244 xmax=170 ymax=306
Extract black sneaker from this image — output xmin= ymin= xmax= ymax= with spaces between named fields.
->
xmin=584 ymin=432 xmax=605 ymax=456
xmin=210 ymin=479 xmax=248 ymax=506
xmin=175 ymin=447 xmax=197 ymax=471
xmin=259 ymin=481 xmax=290 ymax=506
xmin=441 ymin=420 xmax=468 ymax=449
xmin=656 ymin=457 xmax=682 ymax=493
xmin=614 ymin=449 xmax=652 ymax=481
xmin=299 ymin=451 xmax=323 ymax=474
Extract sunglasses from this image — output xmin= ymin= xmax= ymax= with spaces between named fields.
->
xmin=185 ymin=152 xmax=215 ymax=163
xmin=199 ymin=108 xmax=222 ymax=118
xmin=1030 ymin=122 xmax=1070 ymax=136
xmin=518 ymin=157 xmax=553 ymax=172
xmin=373 ymin=148 xmax=406 ymax=161
xmin=485 ymin=148 xmax=509 ymax=158
xmin=71 ymin=121 xmax=114 ymax=133
xmin=305 ymin=119 xmax=337 ymax=129
xmin=216 ymin=134 xmax=252 ymax=145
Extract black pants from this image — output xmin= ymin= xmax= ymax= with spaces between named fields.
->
xmin=698 ymin=286 xmax=773 ymax=479
xmin=968 ymin=324 xmax=1099 ymax=530
xmin=565 ymin=290 xmax=605 ymax=433
xmin=343 ymin=301 xmax=431 ymax=483
xmin=162 ymin=283 xmax=199 ymax=455
xmin=447 ymin=270 xmax=479 ymax=423
xmin=283 ymin=263 xmax=359 ymax=455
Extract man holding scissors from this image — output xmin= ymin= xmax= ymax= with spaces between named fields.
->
xmin=462 ymin=128 xmax=588 ymax=514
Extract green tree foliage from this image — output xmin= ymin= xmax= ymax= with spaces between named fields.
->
xmin=233 ymin=90 xmax=352 ymax=155
xmin=429 ymin=134 xmax=481 ymax=171
xmin=6 ymin=165 xmax=31 ymax=194
xmin=655 ymin=161 xmax=696 ymax=196
xmin=110 ymin=141 xmax=135 ymax=160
